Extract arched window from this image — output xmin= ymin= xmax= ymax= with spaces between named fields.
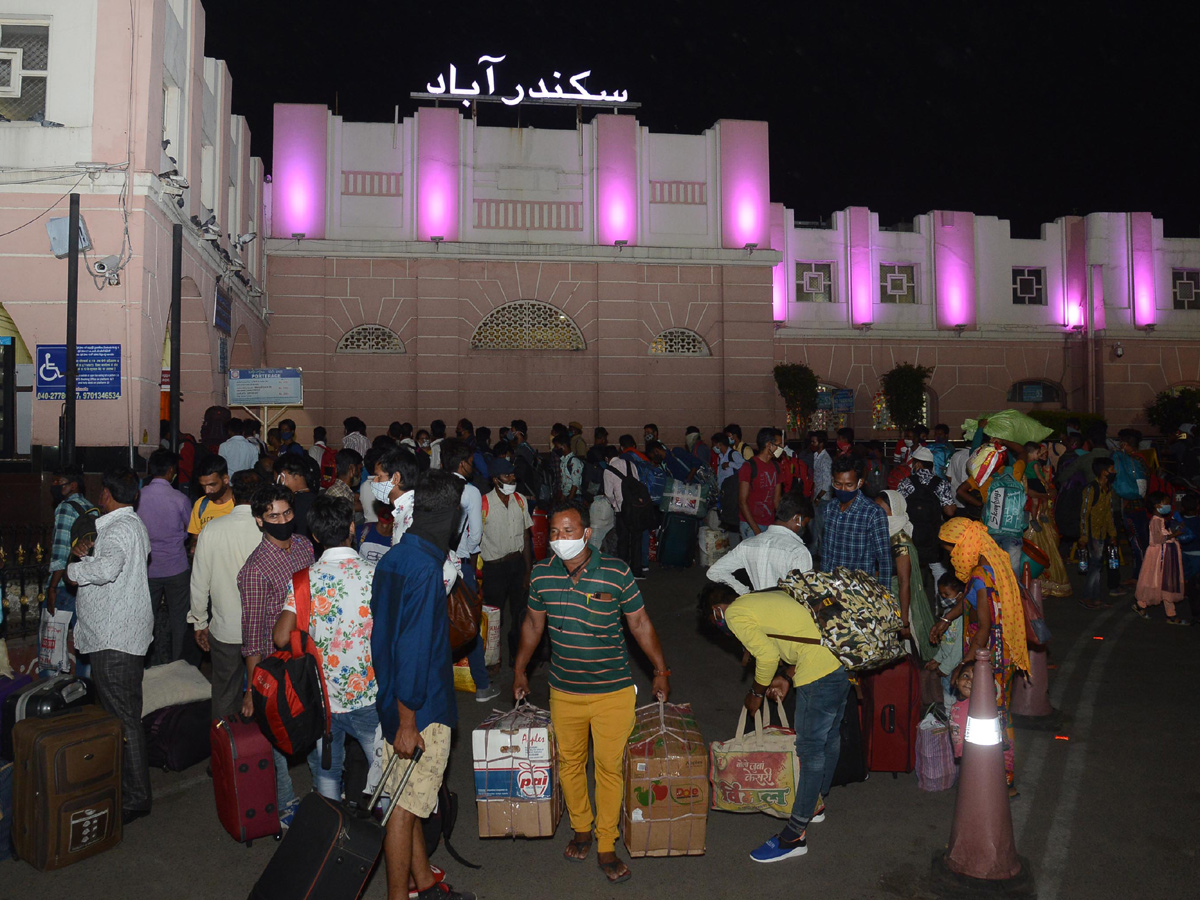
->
xmin=336 ymin=324 xmax=405 ymax=354
xmin=809 ymin=383 xmax=850 ymax=432
xmin=872 ymin=390 xmax=932 ymax=431
xmin=647 ymin=328 xmax=710 ymax=357
xmin=1007 ymin=380 xmax=1063 ymax=404
xmin=471 ymin=301 xmax=585 ymax=351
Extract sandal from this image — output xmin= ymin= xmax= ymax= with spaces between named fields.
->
xmin=564 ymin=835 xmax=593 ymax=862
xmin=1078 ymin=598 xmax=1108 ymax=610
xmin=1165 ymin=615 xmax=1191 ymax=626
xmin=598 ymin=858 xmax=631 ymax=884
xmin=1131 ymin=602 xmax=1149 ymax=619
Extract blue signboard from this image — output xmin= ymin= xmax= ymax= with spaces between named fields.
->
xmin=35 ymin=343 xmax=122 ymax=400
xmin=214 ymin=289 xmax=232 ymax=336
xmin=833 ymin=389 xmax=855 ymax=413
xmin=227 ymin=368 xmax=304 ymax=406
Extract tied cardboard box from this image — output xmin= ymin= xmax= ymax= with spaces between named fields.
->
xmin=472 ymin=705 xmax=554 ymax=800
xmin=477 ymin=779 xmax=564 ymax=838
xmin=623 ymin=701 xmax=708 ymax=857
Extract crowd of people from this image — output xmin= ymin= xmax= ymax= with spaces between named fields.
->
xmin=41 ymin=407 xmax=1199 ymax=889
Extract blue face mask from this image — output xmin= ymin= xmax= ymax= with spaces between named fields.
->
xmin=833 ymin=487 xmax=859 ymax=503
xmin=1158 ymin=505 xmax=1172 ymax=516
xmin=713 ymin=608 xmax=732 ymax=636
xmin=280 ymin=430 xmax=293 ymax=442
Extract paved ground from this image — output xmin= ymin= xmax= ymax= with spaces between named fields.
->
xmin=3 ymin=561 xmax=1195 ymax=899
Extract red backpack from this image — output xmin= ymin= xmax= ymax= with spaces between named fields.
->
xmin=250 ymin=569 xmax=333 ymax=766
xmin=319 ymin=444 xmax=338 ymax=489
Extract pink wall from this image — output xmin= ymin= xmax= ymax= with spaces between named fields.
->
xmin=718 ymin=120 xmax=770 ymax=250
xmin=595 ymin=114 xmax=638 ymax=247
xmin=1062 ymin=215 xmax=1087 ymax=329
xmin=847 ymin=206 xmax=873 ymax=328
xmin=933 ymin=210 xmax=976 ymax=331
xmin=271 ymin=104 xmax=329 ymax=239
xmin=769 ymin=203 xmax=786 ymax=321
xmin=1129 ymin=212 xmax=1156 ymax=329
xmin=416 ymin=107 xmax=461 ymax=242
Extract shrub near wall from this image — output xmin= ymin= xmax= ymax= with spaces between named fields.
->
xmin=1028 ymin=410 xmax=1107 ymax=439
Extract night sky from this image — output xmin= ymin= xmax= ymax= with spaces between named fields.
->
xmin=201 ymin=1 xmax=1200 ymax=238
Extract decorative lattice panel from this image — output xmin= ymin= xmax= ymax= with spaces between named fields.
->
xmin=336 ymin=324 xmax=405 ymax=354
xmin=473 ymin=199 xmax=584 ymax=231
xmin=341 ymin=171 xmax=403 ymax=197
xmin=649 ymin=181 xmax=707 ymax=204
xmin=471 ymin=302 xmax=585 ymax=351
xmin=647 ymin=328 xmax=710 ymax=357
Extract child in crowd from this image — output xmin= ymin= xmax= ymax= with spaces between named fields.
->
xmin=948 ymin=663 xmax=973 ymax=758
xmin=929 ymin=573 xmax=966 ymax=711
xmin=358 ymin=502 xmax=394 ymax=565
xmin=1134 ymin=491 xmax=1189 ymax=624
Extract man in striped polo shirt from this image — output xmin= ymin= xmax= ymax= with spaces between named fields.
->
xmin=514 ymin=501 xmax=670 ymax=885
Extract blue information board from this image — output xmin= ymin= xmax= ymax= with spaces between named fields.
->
xmin=35 ymin=343 xmax=122 ymax=400
xmin=227 ymin=368 xmax=304 ymax=406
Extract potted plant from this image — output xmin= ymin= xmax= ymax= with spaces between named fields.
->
xmin=773 ymin=363 xmax=819 ymax=435
xmin=880 ymin=363 xmax=934 ymax=430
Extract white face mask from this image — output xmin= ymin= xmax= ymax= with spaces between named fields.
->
xmin=371 ymin=478 xmax=394 ymax=504
xmin=904 ymin=439 xmax=914 ymax=448
xmin=772 ymin=445 xmax=784 ymax=459
xmin=498 ymin=482 xmax=518 ymax=496
xmin=550 ymin=536 xmax=588 ymax=560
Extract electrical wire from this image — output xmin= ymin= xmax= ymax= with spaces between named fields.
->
xmin=0 ymin=174 xmax=89 ymax=239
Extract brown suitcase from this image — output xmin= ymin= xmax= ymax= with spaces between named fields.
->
xmin=11 ymin=705 xmax=123 ymax=869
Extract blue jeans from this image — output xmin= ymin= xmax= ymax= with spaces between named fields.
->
xmin=459 ymin=565 xmax=490 ymax=690
xmin=1084 ymin=539 xmax=1109 ymax=605
xmin=274 ymin=748 xmax=296 ymax=810
xmin=306 ymin=705 xmax=381 ymax=801
xmin=786 ymin=667 xmax=850 ymax=837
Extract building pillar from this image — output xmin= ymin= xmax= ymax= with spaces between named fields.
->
xmin=271 ymin=104 xmax=329 ymax=240
xmin=932 ymin=210 xmax=976 ymax=331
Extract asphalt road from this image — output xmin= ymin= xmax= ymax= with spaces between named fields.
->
xmin=3 ymin=561 xmax=1195 ymax=900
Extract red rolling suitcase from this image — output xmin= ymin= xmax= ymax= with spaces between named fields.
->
xmin=210 ymin=716 xmax=280 ymax=845
xmin=247 ymin=749 xmax=424 ymax=900
xmin=861 ymin=657 xmax=921 ymax=775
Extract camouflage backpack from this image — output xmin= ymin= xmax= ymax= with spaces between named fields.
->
xmin=775 ymin=567 xmax=905 ymax=672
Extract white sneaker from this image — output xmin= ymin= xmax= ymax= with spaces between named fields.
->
xmin=475 ymin=684 xmax=502 ymax=703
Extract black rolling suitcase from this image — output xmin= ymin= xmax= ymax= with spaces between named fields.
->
xmin=247 ymin=748 xmax=423 ymax=900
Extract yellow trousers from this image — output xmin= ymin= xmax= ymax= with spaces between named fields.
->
xmin=549 ymin=685 xmax=636 ymax=853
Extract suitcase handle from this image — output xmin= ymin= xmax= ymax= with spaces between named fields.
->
xmin=373 ymin=746 xmax=423 ymax=828
xmin=882 ymin=704 xmax=895 ymax=734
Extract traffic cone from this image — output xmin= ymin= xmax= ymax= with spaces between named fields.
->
xmin=931 ymin=648 xmax=1035 ymax=896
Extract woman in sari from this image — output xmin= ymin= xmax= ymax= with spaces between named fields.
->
xmin=930 ymin=518 xmax=1028 ymax=793
xmin=877 ymin=490 xmax=937 ymax=661
xmin=1024 ymin=441 xmax=1072 ymax=597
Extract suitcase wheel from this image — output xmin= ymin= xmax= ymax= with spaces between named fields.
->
xmin=258 ymin=759 xmax=269 ymax=770
xmin=239 ymin=763 xmax=249 ymax=773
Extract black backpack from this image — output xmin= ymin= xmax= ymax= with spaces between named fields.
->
xmin=67 ymin=500 xmax=100 ymax=550
xmin=905 ymin=476 xmax=946 ymax=565
xmin=422 ymin=781 xmax=479 ymax=869
xmin=604 ymin=462 xmax=656 ymax=532
xmin=1055 ymin=472 xmax=1088 ymax=541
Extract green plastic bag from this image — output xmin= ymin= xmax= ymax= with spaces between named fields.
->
xmin=961 ymin=409 xmax=1053 ymax=445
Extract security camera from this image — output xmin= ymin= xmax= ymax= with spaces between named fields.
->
xmin=93 ymin=255 xmax=121 ymax=275
xmin=1114 ymin=342 xmax=1125 ymax=358
xmin=160 ymin=183 xmax=184 ymax=197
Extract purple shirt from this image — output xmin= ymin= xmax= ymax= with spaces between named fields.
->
xmin=137 ymin=477 xmax=192 ymax=578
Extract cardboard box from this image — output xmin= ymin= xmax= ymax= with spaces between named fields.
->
xmin=623 ymin=702 xmax=709 ymax=857
xmin=476 ymin=781 xmax=564 ymax=838
xmin=472 ymin=704 xmax=555 ymax=800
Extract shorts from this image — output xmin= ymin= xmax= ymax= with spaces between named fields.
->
xmin=380 ymin=722 xmax=451 ymax=818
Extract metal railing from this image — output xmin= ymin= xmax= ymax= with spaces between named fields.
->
xmin=0 ymin=523 xmax=50 ymax=639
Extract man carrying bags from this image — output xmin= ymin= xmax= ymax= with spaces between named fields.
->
xmin=703 ymin=588 xmax=848 ymax=863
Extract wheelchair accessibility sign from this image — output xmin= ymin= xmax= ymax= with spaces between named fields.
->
xmin=35 ymin=344 xmax=122 ymax=400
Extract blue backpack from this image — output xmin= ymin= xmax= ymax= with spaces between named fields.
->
xmin=1112 ymin=451 xmax=1146 ymax=501
xmin=931 ymin=442 xmax=953 ymax=478
xmin=985 ymin=470 xmax=1027 ymax=538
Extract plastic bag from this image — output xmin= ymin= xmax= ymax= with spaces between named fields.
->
xmin=38 ymin=608 xmax=74 ymax=674
xmin=915 ymin=711 xmax=957 ymax=792
xmin=961 ymin=410 xmax=1053 ymax=445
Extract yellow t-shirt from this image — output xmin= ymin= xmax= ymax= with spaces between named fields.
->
xmin=724 ymin=590 xmax=841 ymax=689
xmin=188 ymin=495 xmax=235 ymax=535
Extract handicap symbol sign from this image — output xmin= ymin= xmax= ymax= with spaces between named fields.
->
xmin=35 ymin=344 xmax=122 ymax=401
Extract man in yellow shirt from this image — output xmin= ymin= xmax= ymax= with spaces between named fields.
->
xmin=703 ymin=587 xmax=848 ymax=863
xmin=187 ymin=456 xmax=235 ymax=554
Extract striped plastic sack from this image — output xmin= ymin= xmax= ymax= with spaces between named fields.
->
xmin=915 ymin=711 xmax=958 ymax=792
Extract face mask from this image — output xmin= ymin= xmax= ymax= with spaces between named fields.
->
xmin=772 ymin=445 xmax=784 ymax=459
xmin=644 ymin=433 xmax=655 ymax=443
xmin=419 ymin=441 xmax=430 ymax=450
xmin=499 ymin=482 xmax=518 ymax=496
xmin=837 ymin=440 xmax=851 ymax=452
xmin=834 ymin=487 xmax=859 ymax=503
xmin=904 ymin=439 xmax=913 ymax=448
xmin=550 ymin=536 xmax=588 ymax=560
xmin=371 ymin=479 xmax=394 ymax=504
xmin=280 ymin=431 xmax=293 ymax=442
xmin=262 ymin=519 xmax=295 ymax=541
xmin=50 ymin=484 xmax=66 ymax=505
xmin=1158 ymin=505 xmax=1172 ymax=516
xmin=714 ymin=608 xmax=733 ymax=637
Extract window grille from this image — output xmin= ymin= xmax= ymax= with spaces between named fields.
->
xmin=879 ymin=264 xmax=917 ymax=304
xmin=336 ymin=324 xmax=405 ymax=354
xmin=648 ymin=328 xmax=709 ymax=357
xmin=1011 ymin=268 xmax=1046 ymax=305
xmin=1173 ymin=270 xmax=1200 ymax=311
xmin=471 ymin=301 xmax=585 ymax=351
xmin=795 ymin=262 xmax=834 ymax=303
xmin=0 ymin=23 xmax=49 ymax=122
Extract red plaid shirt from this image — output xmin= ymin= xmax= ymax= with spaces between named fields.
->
xmin=238 ymin=535 xmax=315 ymax=658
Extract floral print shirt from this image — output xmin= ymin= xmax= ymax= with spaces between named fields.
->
xmin=284 ymin=546 xmax=377 ymax=713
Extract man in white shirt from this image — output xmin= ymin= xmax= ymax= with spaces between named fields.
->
xmin=218 ymin=418 xmax=260 ymax=475
xmin=706 ymin=493 xmax=814 ymax=594
xmin=342 ymin=415 xmax=370 ymax=459
xmin=189 ymin=470 xmax=263 ymax=720
xmin=67 ymin=467 xmax=153 ymax=825
xmin=809 ymin=432 xmax=832 ymax=557
xmin=428 ymin=419 xmax=447 ymax=470
xmin=443 ymin=438 xmax=499 ymax=702
xmin=602 ymin=444 xmax=647 ymax=578
xmin=308 ymin=425 xmax=330 ymax=467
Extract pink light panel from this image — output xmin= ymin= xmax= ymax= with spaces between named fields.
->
xmin=596 ymin=114 xmax=638 ymax=247
xmin=1129 ymin=212 xmax=1156 ymax=329
xmin=847 ymin=206 xmax=873 ymax=327
xmin=417 ymin=107 xmax=461 ymax=241
xmin=271 ymin=104 xmax=328 ymax=239
xmin=1063 ymin=216 xmax=1087 ymax=330
xmin=718 ymin=120 xmax=770 ymax=249
xmin=933 ymin=210 xmax=976 ymax=330
xmin=770 ymin=203 xmax=786 ymax=321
